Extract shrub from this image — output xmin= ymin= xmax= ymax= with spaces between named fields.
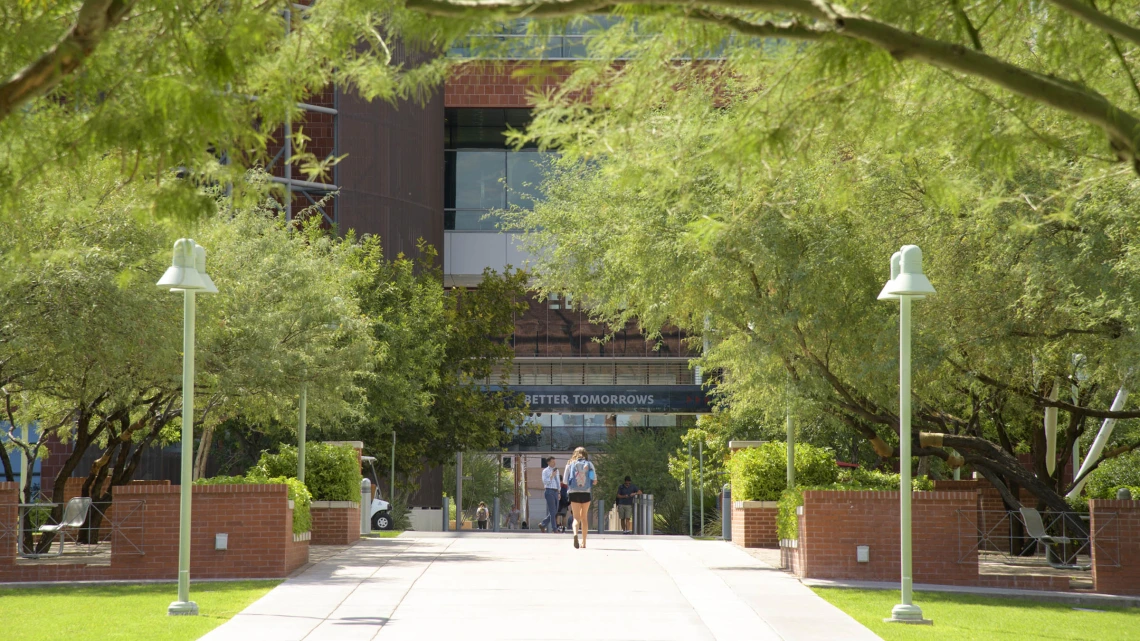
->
xmin=728 ymin=442 xmax=838 ymax=501
xmin=1084 ymin=451 xmax=1140 ymax=499
xmin=256 ymin=442 xmax=361 ymax=502
xmin=196 ymin=475 xmax=312 ymax=534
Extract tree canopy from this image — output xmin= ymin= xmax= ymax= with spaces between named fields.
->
xmin=505 ymin=73 xmax=1140 ymax=513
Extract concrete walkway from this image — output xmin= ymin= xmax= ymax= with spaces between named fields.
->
xmin=200 ymin=533 xmax=881 ymax=641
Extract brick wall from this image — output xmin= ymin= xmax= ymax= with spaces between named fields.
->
xmin=1090 ymin=499 xmax=1140 ymax=595
xmin=0 ymin=482 xmax=308 ymax=583
xmin=731 ymin=501 xmax=778 ymax=548
xmin=445 ymin=62 xmax=574 ymax=107
xmin=792 ymin=490 xmax=977 ymax=586
xmin=311 ymin=501 xmax=361 ymax=546
xmin=0 ymin=482 xmax=16 ymax=564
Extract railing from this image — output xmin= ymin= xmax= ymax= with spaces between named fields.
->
xmin=15 ymin=499 xmax=146 ymax=559
xmin=956 ymin=509 xmax=1119 ymax=568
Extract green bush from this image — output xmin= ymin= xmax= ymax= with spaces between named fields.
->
xmin=255 ymin=443 xmax=361 ymax=502
xmin=728 ymin=442 xmax=838 ymax=501
xmin=196 ymin=475 xmax=312 ymax=534
xmin=776 ymin=473 xmax=935 ymax=541
xmin=1084 ymin=451 xmax=1140 ymax=499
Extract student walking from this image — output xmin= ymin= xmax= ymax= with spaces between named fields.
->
xmin=540 ymin=457 xmax=560 ymax=533
xmin=563 ymin=447 xmax=597 ymax=549
xmin=476 ymin=502 xmax=489 ymax=530
xmin=616 ymin=476 xmax=642 ymax=534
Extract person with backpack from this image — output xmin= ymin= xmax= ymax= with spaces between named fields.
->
xmin=563 ymin=446 xmax=597 ymax=549
xmin=476 ymin=502 xmax=489 ymax=530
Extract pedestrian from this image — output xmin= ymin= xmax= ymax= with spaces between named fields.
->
xmin=563 ymin=447 xmax=597 ymax=549
xmin=540 ymin=456 xmax=560 ymax=533
xmin=616 ymin=476 xmax=642 ymax=534
xmin=476 ymin=501 xmax=489 ymax=530
xmin=556 ymin=482 xmax=570 ymax=533
xmin=506 ymin=506 xmax=520 ymax=529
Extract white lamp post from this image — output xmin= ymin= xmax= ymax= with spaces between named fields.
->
xmin=878 ymin=245 xmax=935 ymax=625
xmin=157 ymin=239 xmax=217 ymax=616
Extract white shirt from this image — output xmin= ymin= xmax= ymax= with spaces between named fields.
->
xmin=542 ymin=466 xmax=561 ymax=490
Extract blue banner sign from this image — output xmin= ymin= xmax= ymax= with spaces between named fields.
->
xmin=489 ymin=385 xmax=713 ymax=413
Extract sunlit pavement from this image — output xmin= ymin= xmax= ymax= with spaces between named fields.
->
xmin=199 ymin=532 xmax=881 ymax=641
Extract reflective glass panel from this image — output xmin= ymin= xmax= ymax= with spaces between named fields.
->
xmin=454 ymin=151 xmax=506 ymax=210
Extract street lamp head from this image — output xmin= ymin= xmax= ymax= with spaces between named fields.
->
xmin=884 ymin=245 xmax=936 ymax=297
xmin=157 ymin=239 xmax=206 ymax=291
xmin=184 ymin=245 xmax=218 ymax=294
xmin=877 ymin=251 xmax=903 ymax=301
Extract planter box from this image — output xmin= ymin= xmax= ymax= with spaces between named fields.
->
xmin=311 ymin=501 xmax=361 ymax=545
xmin=731 ymin=500 xmax=779 ymax=548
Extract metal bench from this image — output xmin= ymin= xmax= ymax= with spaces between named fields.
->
xmin=1019 ymin=507 xmax=1090 ymax=570
xmin=38 ymin=497 xmax=92 ymax=555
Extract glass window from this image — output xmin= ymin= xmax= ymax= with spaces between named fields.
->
xmin=454 ymin=151 xmax=506 ymax=210
xmin=507 ymin=151 xmax=553 ymax=209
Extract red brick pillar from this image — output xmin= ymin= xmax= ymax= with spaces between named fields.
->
xmin=1090 ymin=499 xmax=1140 ymax=595
xmin=0 ymin=482 xmax=17 ymax=565
xmin=731 ymin=501 xmax=779 ymax=548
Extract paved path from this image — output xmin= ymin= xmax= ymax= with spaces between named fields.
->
xmin=200 ymin=533 xmax=881 ymax=641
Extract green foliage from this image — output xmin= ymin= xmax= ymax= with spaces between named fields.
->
xmin=0 ymin=0 xmax=453 ymax=226
xmin=196 ymin=475 xmax=312 ymax=534
xmin=328 ymin=238 xmax=532 ymax=482
xmin=1085 ymin=451 xmax=1140 ymax=500
xmin=594 ymin=427 xmax=687 ymax=515
xmin=506 ymin=68 xmax=1140 ymax=511
xmin=256 ymin=443 xmax=361 ymax=503
xmin=443 ymin=453 xmax=513 ymax=516
xmin=728 ymin=443 xmax=838 ymax=502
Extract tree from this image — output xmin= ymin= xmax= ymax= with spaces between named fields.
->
xmin=503 ymin=78 xmax=1140 ymax=517
xmin=0 ymin=161 xmax=373 ymax=547
xmin=0 ymin=0 xmax=455 ymax=225
xmin=443 ymin=452 xmax=513 ymax=517
xmin=326 ymin=242 xmax=533 ymax=483
xmin=406 ymin=1 xmax=1140 ymax=177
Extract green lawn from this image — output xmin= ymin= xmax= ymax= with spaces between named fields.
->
xmin=364 ymin=530 xmax=404 ymax=538
xmin=813 ymin=587 xmax=1140 ymax=641
xmin=0 ymin=581 xmax=278 ymax=641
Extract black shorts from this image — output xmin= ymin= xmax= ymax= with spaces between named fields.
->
xmin=568 ymin=492 xmax=592 ymax=504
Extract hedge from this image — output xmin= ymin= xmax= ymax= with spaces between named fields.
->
xmin=256 ymin=442 xmax=361 ymax=502
xmin=728 ymin=442 xmax=838 ymax=502
xmin=776 ymin=472 xmax=935 ymax=541
xmin=1085 ymin=450 xmax=1140 ymax=500
xmin=195 ymin=475 xmax=312 ymax=534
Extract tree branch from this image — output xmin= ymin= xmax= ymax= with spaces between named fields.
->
xmin=687 ymin=10 xmax=829 ymax=40
xmin=950 ymin=0 xmax=983 ymax=51
xmin=406 ymin=0 xmax=1140 ymax=171
xmin=1045 ymin=0 xmax=1140 ymax=49
xmin=0 ymin=0 xmax=135 ymax=122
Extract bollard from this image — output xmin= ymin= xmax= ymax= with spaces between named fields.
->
xmin=597 ymin=499 xmax=605 ymax=534
xmin=493 ymin=497 xmax=501 ymax=532
xmin=722 ymin=484 xmax=731 ymax=541
xmin=647 ymin=494 xmax=655 ymax=536
xmin=632 ymin=495 xmax=641 ymax=534
xmin=361 ymin=478 xmax=372 ymax=535
xmin=442 ymin=497 xmax=450 ymax=532
xmin=1118 ymin=487 xmax=1133 ymax=500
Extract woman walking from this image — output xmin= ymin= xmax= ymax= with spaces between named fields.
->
xmin=563 ymin=447 xmax=597 ymax=549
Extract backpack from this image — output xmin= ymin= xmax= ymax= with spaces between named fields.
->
xmin=568 ymin=460 xmax=593 ymax=491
